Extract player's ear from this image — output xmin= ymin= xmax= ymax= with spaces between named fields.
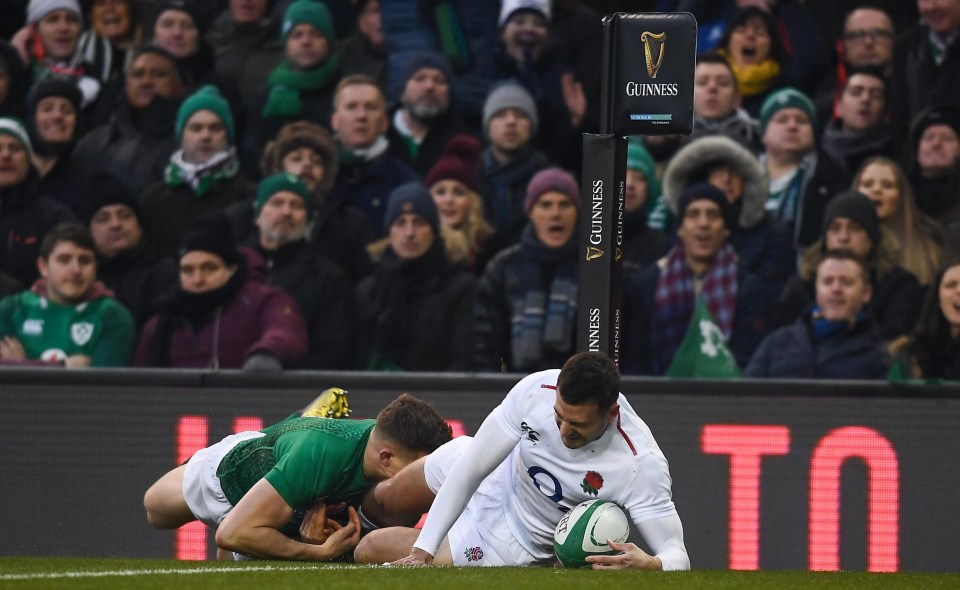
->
xmin=378 ymin=447 xmax=396 ymax=467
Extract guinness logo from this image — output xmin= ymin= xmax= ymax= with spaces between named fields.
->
xmin=615 ymin=248 xmax=622 ymax=262
xmin=586 ymin=247 xmax=604 ymax=261
xmin=640 ymin=31 xmax=666 ymax=78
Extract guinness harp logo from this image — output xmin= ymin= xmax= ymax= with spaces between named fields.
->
xmin=640 ymin=31 xmax=666 ymax=78
xmin=586 ymin=247 xmax=604 ymax=261
xmin=615 ymin=248 xmax=623 ymax=262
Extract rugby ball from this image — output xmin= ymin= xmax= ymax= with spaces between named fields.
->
xmin=553 ymin=499 xmax=630 ymax=568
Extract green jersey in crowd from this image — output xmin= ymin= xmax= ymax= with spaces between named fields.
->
xmin=0 ymin=290 xmax=135 ymax=366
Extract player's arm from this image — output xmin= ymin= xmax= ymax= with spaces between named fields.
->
xmin=215 ymin=478 xmax=360 ymax=561
xmin=586 ymin=512 xmax=689 ymax=571
xmin=362 ymin=455 xmax=434 ymax=528
xmin=395 ymin=416 xmax=517 ymax=565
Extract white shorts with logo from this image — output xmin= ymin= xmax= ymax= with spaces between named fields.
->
xmin=182 ymin=431 xmax=265 ymax=528
xmin=424 ymin=438 xmax=545 ymax=567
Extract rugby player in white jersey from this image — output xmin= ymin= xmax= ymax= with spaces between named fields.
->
xmin=353 ymin=352 xmax=690 ymax=570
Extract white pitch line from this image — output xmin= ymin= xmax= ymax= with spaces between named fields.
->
xmin=0 ymin=564 xmax=333 ymax=581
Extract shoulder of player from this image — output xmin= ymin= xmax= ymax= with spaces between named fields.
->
xmin=508 ymin=368 xmax=561 ymax=397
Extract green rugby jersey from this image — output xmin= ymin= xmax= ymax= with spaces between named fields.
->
xmin=0 ymin=291 xmax=135 ymax=366
xmin=216 ymin=417 xmax=375 ymax=510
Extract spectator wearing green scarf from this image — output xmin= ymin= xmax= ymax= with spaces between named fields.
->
xmin=243 ymin=0 xmax=342 ymax=172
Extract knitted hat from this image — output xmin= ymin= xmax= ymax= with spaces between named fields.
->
xmin=383 ymin=182 xmax=440 ymax=235
xmin=174 ymin=84 xmax=235 ymax=144
xmin=150 ymin=0 xmax=202 ymax=32
xmin=910 ymin=104 xmax=960 ymax=145
xmin=424 ymin=135 xmax=481 ymax=192
xmin=524 ymin=167 xmax=580 ymax=215
xmin=178 ymin=211 xmax=241 ymax=266
xmin=78 ymin=173 xmax=141 ymax=226
xmin=758 ymin=87 xmax=816 ymax=134
xmin=626 ymin=138 xmax=662 ymax=203
xmin=28 ymin=78 xmax=83 ymax=113
xmin=0 ymin=118 xmax=33 ymax=156
xmin=498 ymin=0 xmax=551 ymax=26
xmin=402 ymin=51 xmax=454 ymax=86
xmin=676 ymin=182 xmax=735 ymax=230
xmin=281 ymin=0 xmax=335 ymax=42
xmin=27 ymin=0 xmax=82 ymax=24
xmin=821 ymin=190 xmax=881 ymax=248
xmin=482 ymin=82 xmax=538 ymax=136
xmin=255 ymin=172 xmax=313 ymax=218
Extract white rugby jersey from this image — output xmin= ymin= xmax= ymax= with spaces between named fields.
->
xmin=415 ymin=369 xmax=680 ymax=562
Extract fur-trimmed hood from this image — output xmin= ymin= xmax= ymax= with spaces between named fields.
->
xmin=662 ymin=135 xmax=768 ymax=230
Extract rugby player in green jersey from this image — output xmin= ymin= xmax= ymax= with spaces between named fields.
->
xmin=144 ymin=392 xmax=452 ymax=561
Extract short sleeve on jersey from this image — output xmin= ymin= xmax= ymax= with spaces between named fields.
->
xmin=264 ymin=429 xmax=358 ymax=509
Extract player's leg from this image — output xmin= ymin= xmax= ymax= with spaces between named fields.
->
xmin=143 ymin=464 xmax=195 ymax=529
xmin=354 ymin=527 xmax=453 ymax=565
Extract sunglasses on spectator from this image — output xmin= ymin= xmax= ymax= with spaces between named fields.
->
xmin=844 ymin=29 xmax=894 ymax=43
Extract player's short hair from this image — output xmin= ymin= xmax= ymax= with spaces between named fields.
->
xmin=375 ymin=394 xmax=452 ymax=455
xmin=696 ymin=51 xmax=740 ymax=94
xmin=557 ymin=352 xmax=620 ymax=410
xmin=39 ymin=222 xmax=96 ymax=261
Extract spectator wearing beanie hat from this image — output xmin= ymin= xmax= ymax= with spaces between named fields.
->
xmin=387 ymin=51 xmax=474 ymax=178
xmin=621 ymin=182 xmax=771 ymax=375
xmin=27 ymin=78 xmax=86 ymax=210
xmin=903 ymin=104 xmax=960 ymax=228
xmin=425 ymin=134 xmax=493 ymax=272
xmin=355 ymin=181 xmax=477 ymax=372
xmin=139 ymin=84 xmax=255 ymax=258
xmin=771 ymin=189 xmax=923 ymax=342
xmin=246 ymin=172 xmax=357 ymax=370
xmin=759 ymin=86 xmax=850 ymax=249
xmin=148 ymin=0 xmax=216 ymax=91
xmin=473 ymin=167 xmax=580 ymax=372
xmin=80 ymin=173 xmax=176 ymax=329
xmin=622 ymin=139 xmax=671 ymax=267
xmin=0 ymin=116 xmax=78 ymax=287
xmin=247 ymin=0 xmax=343 ymax=169
xmin=20 ymin=0 xmax=107 ymax=108
xmin=135 ymin=211 xmax=308 ymax=370
xmin=494 ymin=0 xmax=590 ymax=173
xmin=479 ymin=81 xmax=550 ymax=261
xmin=247 ymin=120 xmax=374 ymax=282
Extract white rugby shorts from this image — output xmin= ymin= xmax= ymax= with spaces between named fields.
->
xmin=182 ymin=431 xmax=265 ymax=528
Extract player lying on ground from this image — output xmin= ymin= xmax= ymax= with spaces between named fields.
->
xmin=353 ymin=352 xmax=690 ymax=569
xmin=143 ymin=391 xmax=452 ymax=561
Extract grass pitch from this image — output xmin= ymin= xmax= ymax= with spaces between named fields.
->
xmin=1 ymin=558 xmax=959 ymax=590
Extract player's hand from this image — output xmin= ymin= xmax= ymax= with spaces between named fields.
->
xmin=316 ymin=506 xmax=361 ymax=561
xmin=0 ymin=336 xmax=26 ymax=360
xmin=586 ymin=540 xmax=663 ymax=570
xmin=390 ymin=547 xmax=434 ymax=567
xmin=299 ymin=501 xmax=331 ymax=545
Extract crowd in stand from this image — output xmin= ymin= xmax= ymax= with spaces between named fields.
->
xmin=0 ymin=0 xmax=958 ymax=382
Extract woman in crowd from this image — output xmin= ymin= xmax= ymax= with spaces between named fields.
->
xmin=853 ymin=156 xmax=946 ymax=288
xmin=717 ymin=6 xmax=788 ymax=116
xmin=424 ymin=135 xmax=493 ymax=274
xmin=890 ymin=259 xmax=960 ymax=381
xmin=77 ymin=0 xmax=145 ymax=84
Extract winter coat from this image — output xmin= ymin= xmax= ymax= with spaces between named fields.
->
xmin=140 ymin=172 xmax=256 ymax=257
xmin=134 ymin=250 xmax=308 ymax=369
xmin=773 ymin=265 xmax=923 ymax=341
xmin=0 ymin=171 xmax=77 ymax=285
xmin=95 ymin=238 xmax=177 ymax=331
xmin=71 ymin=96 xmax=180 ymax=194
xmin=253 ymin=240 xmax=356 ymax=370
xmin=745 ymin=314 xmax=888 ymax=379
xmin=892 ymin=25 xmax=960 ymax=142
xmin=620 ymin=259 xmax=775 ymax=375
xmin=331 ymin=149 xmax=420 ymax=237
xmin=387 ymin=107 xmax=477 ymax=178
xmin=355 ymin=243 xmax=476 ymax=371
xmin=478 ymin=146 xmax=551 ymax=261
xmin=662 ymin=135 xmax=796 ymax=289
